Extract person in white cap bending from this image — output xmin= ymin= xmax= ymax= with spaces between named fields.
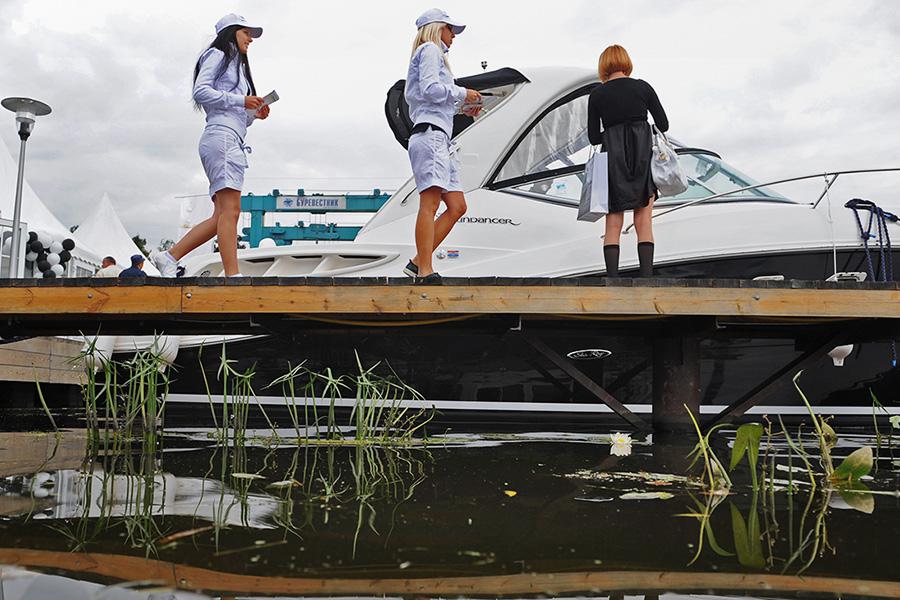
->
xmin=154 ymin=14 xmax=270 ymax=278
xmin=403 ymin=8 xmax=482 ymax=283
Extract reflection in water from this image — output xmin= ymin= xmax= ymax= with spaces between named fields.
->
xmin=0 ymin=426 xmax=897 ymax=598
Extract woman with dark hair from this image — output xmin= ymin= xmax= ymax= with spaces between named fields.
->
xmin=587 ymin=44 xmax=669 ymax=278
xmin=154 ymin=13 xmax=270 ymax=278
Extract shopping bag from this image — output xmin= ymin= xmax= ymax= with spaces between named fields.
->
xmin=650 ymin=125 xmax=688 ymax=197
xmin=578 ymin=147 xmax=609 ymax=222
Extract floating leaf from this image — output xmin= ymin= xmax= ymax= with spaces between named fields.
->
xmin=266 ymin=479 xmax=301 ymax=489
xmin=619 ymin=491 xmax=674 ymax=500
xmin=835 ymin=480 xmax=875 ymax=514
xmin=231 ymin=472 xmax=264 ymax=480
xmin=504 ymin=490 xmax=517 ymax=497
xmin=831 ymin=446 xmax=873 ymax=482
xmin=730 ymin=423 xmax=763 ymax=471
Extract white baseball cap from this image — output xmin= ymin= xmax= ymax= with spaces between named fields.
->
xmin=415 ymin=8 xmax=465 ymax=34
xmin=215 ymin=13 xmax=263 ymax=38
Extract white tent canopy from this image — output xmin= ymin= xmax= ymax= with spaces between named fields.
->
xmin=75 ymin=193 xmax=160 ymax=275
xmin=1 ymin=139 xmax=101 ymax=265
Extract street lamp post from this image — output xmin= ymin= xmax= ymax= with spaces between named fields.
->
xmin=2 ymin=97 xmax=51 ymax=278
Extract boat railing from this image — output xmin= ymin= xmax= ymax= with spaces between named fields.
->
xmin=623 ymin=167 xmax=900 ymax=234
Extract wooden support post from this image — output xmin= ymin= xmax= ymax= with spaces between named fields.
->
xmin=703 ymin=332 xmax=844 ymax=430
xmin=521 ymin=333 xmax=649 ymax=430
xmin=652 ymin=334 xmax=701 ymax=433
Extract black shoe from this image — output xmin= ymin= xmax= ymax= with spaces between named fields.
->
xmin=416 ymin=272 xmax=442 ymax=284
xmin=403 ymin=259 xmax=418 ymax=278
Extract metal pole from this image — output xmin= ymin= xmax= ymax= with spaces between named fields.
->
xmin=8 ymin=137 xmax=28 ymax=278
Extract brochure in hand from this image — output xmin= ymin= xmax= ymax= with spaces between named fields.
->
xmin=247 ymin=90 xmax=279 ymax=116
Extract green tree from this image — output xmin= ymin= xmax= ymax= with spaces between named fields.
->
xmin=132 ymin=235 xmax=149 ymax=257
xmin=158 ymin=239 xmax=175 ymax=252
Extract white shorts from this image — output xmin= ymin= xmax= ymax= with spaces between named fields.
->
xmin=199 ymin=125 xmax=248 ymax=198
xmin=407 ymin=127 xmax=462 ymax=194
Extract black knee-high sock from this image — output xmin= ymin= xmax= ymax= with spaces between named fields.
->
xmin=638 ymin=241 xmax=654 ymax=278
xmin=603 ymin=244 xmax=620 ymax=277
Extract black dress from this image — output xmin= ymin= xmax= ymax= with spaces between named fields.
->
xmin=587 ymin=78 xmax=669 ymax=213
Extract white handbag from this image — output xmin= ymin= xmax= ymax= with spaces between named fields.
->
xmin=578 ymin=145 xmax=609 ymax=222
xmin=650 ymin=125 xmax=688 ymax=197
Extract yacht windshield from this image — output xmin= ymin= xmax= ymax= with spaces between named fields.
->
xmin=504 ymin=150 xmax=790 ymax=205
xmin=669 ymin=152 xmax=789 ymax=202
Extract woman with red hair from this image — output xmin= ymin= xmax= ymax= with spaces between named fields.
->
xmin=587 ymin=44 xmax=669 ymax=277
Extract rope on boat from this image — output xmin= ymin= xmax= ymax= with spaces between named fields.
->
xmin=846 ymin=198 xmax=898 ymax=365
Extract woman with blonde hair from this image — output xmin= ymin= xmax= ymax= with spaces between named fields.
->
xmin=403 ymin=8 xmax=482 ymax=282
xmin=587 ymin=44 xmax=669 ymax=277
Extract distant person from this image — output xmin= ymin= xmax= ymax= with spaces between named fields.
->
xmin=403 ymin=8 xmax=482 ymax=283
xmin=154 ymin=13 xmax=270 ymax=278
xmin=587 ymin=44 xmax=669 ymax=277
xmin=119 ymin=254 xmax=147 ymax=278
xmin=94 ymin=256 xmax=123 ymax=277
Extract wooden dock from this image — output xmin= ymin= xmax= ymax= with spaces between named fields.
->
xmin=0 ymin=276 xmax=898 ymax=325
xmin=1 ymin=277 xmax=898 ymax=432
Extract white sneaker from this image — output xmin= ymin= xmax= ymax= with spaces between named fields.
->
xmin=153 ymin=251 xmax=178 ymax=278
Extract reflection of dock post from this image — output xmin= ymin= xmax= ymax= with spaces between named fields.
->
xmin=652 ymin=325 xmax=701 ymax=432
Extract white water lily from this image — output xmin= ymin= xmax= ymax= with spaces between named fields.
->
xmin=609 ymin=432 xmax=632 ymax=457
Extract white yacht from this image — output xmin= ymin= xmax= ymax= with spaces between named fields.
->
xmin=181 ymin=66 xmax=899 ymax=282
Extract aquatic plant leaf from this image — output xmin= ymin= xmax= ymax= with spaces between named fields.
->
xmin=267 ymin=479 xmax=301 ymax=489
xmin=836 ymin=480 xmax=875 ymax=514
xmin=821 ymin=421 xmax=838 ymax=447
xmin=730 ymin=503 xmax=764 ymax=568
xmin=729 ymin=423 xmax=763 ymax=471
xmin=831 ymin=446 xmax=873 ymax=482
xmin=619 ymin=491 xmax=674 ymax=500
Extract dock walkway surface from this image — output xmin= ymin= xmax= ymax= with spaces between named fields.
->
xmin=0 ymin=277 xmax=898 ymax=335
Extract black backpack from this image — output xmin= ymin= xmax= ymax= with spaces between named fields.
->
xmin=384 ymin=68 xmax=530 ymax=149
xmin=384 ymin=80 xmax=415 ymax=149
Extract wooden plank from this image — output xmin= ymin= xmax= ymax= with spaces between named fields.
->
xmin=179 ymin=285 xmax=900 ymax=318
xmin=0 ymin=285 xmax=182 ymax=315
xmin=0 ymin=548 xmax=897 ymax=597
xmin=0 ymin=284 xmax=898 ymax=318
xmin=0 ymin=431 xmax=88 ymax=477
xmin=0 ymin=364 xmax=84 ymax=385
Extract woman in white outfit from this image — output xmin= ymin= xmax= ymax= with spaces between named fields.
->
xmin=403 ymin=8 xmax=482 ymax=282
xmin=154 ymin=13 xmax=270 ymax=278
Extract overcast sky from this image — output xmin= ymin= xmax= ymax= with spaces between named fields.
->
xmin=1 ymin=1 xmax=898 ymax=248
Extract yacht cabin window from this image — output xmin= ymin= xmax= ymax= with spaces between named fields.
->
xmin=492 ymin=86 xmax=594 ymax=187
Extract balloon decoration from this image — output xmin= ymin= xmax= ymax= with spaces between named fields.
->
xmin=24 ymin=230 xmax=77 ymax=278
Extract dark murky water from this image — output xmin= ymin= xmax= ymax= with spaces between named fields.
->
xmin=0 ymin=410 xmax=898 ymax=599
